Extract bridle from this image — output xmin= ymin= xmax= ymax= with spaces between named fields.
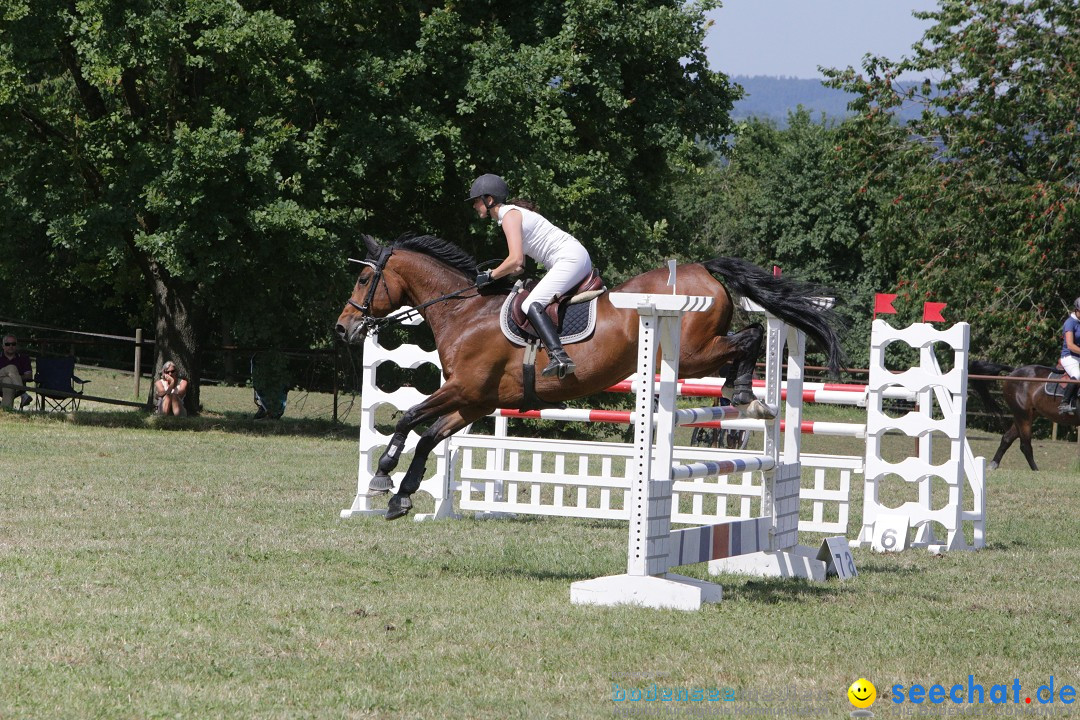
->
xmin=346 ymin=247 xmax=482 ymax=337
xmin=347 ymin=246 xmax=402 ymax=337
xmin=348 ymin=246 xmax=391 ymax=313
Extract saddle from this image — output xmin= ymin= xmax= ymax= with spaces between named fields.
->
xmin=499 ymin=269 xmax=606 ymax=347
xmin=1044 ymin=369 xmax=1068 ymax=398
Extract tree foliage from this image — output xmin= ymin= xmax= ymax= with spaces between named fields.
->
xmin=825 ymin=0 xmax=1079 ymax=365
xmin=673 ymin=110 xmax=880 ymax=366
xmin=0 ymin=0 xmax=737 ymax=411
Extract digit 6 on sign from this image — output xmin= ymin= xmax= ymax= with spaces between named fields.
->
xmin=880 ymin=529 xmax=898 ymax=550
xmin=871 ymin=515 xmax=910 ymax=553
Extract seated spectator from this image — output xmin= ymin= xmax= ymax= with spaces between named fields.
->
xmin=154 ymin=361 xmax=188 ymax=416
xmin=0 ymin=334 xmax=33 ymax=410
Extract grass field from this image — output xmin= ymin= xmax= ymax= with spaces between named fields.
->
xmin=2 ymin=366 xmax=1080 ymax=719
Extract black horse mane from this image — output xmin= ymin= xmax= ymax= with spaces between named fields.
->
xmin=391 ymin=234 xmax=478 ymax=277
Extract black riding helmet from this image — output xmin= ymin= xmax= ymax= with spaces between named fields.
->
xmin=467 ymin=174 xmax=509 ymax=208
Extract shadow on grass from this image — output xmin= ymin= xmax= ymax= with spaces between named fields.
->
xmin=723 ymin=577 xmax=844 ymax=603
xmin=30 ymin=408 xmax=360 ymax=440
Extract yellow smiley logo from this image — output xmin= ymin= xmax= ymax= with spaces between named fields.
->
xmin=848 ymin=678 xmax=877 ymax=709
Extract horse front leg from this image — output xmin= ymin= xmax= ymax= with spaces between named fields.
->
xmin=387 ymin=408 xmax=492 ymax=520
xmin=368 ymin=388 xmax=465 ymax=495
xmin=367 ymin=409 xmax=423 ymax=495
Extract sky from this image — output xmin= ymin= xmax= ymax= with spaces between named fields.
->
xmin=704 ymin=0 xmax=940 ymax=79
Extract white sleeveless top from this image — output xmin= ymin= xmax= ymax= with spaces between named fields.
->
xmin=497 ymin=205 xmax=588 ymax=268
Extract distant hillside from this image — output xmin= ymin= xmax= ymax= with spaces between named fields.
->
xmin=730 ymin=75 xmax=927 ymax=126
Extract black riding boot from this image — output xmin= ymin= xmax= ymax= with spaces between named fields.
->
xmin=527 ymin=305 xmax=575 ymax=379
xmin=1059 ymin=380 xmax=1079 ymax=414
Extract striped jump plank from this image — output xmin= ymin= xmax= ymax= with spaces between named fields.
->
xmin=667 ymin=516 xmax=772 ymax=566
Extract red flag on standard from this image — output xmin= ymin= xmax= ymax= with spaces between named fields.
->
xmin=923 ymin=302 xmax=947 ymax=323
xmin=873 ymin=294 xmax=898 ymax=319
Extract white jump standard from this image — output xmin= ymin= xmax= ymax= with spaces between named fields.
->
xmin=569 ymin=290 xmax=822 ymax=611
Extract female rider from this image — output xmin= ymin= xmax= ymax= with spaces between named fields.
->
xmin=1059 ymin=296 xmax=1080 ymax=414
xmin=467 ymin=174 xmax=593 ymax=380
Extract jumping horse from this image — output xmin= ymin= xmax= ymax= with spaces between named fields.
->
xmin=336 ymin=233 xmax=846 ymax=519
xmin=969 ymin=360 xmax=1079 ymax=471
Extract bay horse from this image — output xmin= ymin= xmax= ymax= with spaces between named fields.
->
xmin=336 ymin=233 xmax=846 ymax=519
xmin=969 ymin=360 xmax=1080 ymax=470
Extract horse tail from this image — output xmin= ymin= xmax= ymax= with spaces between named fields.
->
xmin=703 ymin=257 xmax=847 ymax=378
xmin=967 ymin=359 xmax=1012 ymax=419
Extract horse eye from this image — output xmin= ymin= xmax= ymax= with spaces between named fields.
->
xmin=357 ymin=275 xmax=370 ymax=286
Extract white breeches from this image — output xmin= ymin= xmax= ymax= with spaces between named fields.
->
xmin=520 ymin=248 xmax=593 ymax=313
xmin=1062 ymin=354 xmax=1080 ymax=379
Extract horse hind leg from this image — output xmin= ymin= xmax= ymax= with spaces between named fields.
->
xmin=989 ymin=424 xmax=1019 ymax=470
xmin=725 ymin=323 xmax=764 ymax=405
xmin=1017 ymin=418 xmax=1039 ymax=471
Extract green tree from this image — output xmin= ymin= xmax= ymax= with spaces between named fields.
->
xmin=0 ymin=0 xmax=341 ymax=411
xmin=673 ymin=109 xmax=880 ymax=366
xmin=825 ymin=0 xmax=1079 ymax=365
xmin=302 ymin=0 xmax=737 ymax=278
xmin=1 ymin=0 xmax=737 ymax=411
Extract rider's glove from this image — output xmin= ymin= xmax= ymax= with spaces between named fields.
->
xmin=475 ymin=271 xmax=494 ymax=287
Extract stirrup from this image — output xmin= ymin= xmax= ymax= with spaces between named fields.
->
xmin=541 ymin=354 xmax=575 ymax=379
xmin=1058 ymin=403 xmax=1075 ymax=415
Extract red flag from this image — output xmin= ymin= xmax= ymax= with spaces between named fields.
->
xmin=923 ymin=302 xmax=947 ymax=323
xmin=773 ymin=265 xmax=782 ymax=277
xmin=873 ymin=294 xmax=898 ymax=318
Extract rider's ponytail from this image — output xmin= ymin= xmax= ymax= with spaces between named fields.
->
xmin=507 ymin=197 xmax=538 ymax=212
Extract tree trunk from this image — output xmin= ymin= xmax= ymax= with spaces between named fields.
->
xmin=146 ymin=259 xmax=202 ymax=415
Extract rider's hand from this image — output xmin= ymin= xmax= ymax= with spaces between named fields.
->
xmin=475 ymin=271 xmax=494 ymax=287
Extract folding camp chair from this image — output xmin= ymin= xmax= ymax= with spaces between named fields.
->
xmin=33 ymin=356 xmax=88 ymax=412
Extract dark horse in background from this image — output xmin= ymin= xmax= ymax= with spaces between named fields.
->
xmin=336 ymin=234 xmax=846 ymax=519
xmin=970 ymin=360 xmax=1080 ymax=470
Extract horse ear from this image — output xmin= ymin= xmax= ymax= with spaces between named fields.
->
xmin=362 ymin=234 xmax=382 ymax=258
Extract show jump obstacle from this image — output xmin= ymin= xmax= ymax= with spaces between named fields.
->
xmin=854 ymin=319 xmax=986 ymax=552
xmin=341 ymin=291 xmax=987 ymax=606
xmin=568 ymin=289 xmax=822 ymax=610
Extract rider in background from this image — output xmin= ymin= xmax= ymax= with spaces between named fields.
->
xmin=467 ymin=174 xmax=593 ymax=380
xmin=1059 ymin=296 xmax=1080 ymax=414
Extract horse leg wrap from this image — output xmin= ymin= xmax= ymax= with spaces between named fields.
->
xmin=730 ymin=383 xmax=755 ymax=406
xmin=385 ymin=493 xmax=413 ymax=521
xmin=366 ymin=473 xmax=394 ymax=496
xmin=727 ymin=324 xmax=764 ymax=405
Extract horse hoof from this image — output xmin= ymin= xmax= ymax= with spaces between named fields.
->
xmin=385 ymin=494 xmax=412 ymax=521
xmin=731 ymin=389 xmax=755 ymax=405
xmin=744 ymin=399 xmax=776 ymax=420
xmin=366 ymin=473 xmax=394 ymax=497
xmin=988 ymin=461 xmax=998 ymax=470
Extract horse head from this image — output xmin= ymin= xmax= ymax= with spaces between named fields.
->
xmin=335 ymin=234 xmax=409 ymax=343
